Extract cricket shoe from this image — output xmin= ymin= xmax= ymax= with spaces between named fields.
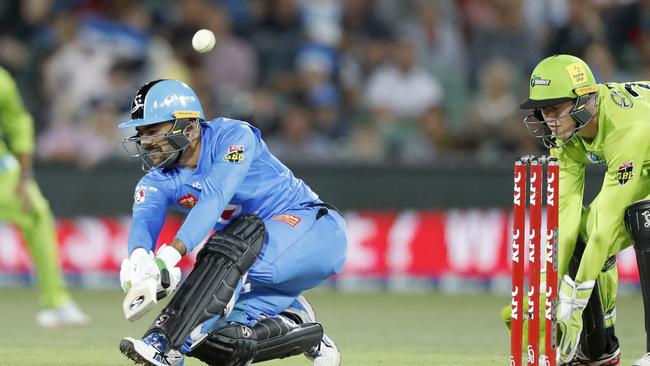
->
xmin=565 ymin=346 xmax=621 ymax=366
xmin=120 ymin=332 xmax=183 ymax=366
xmin=305 ymin=333 xmax=341 ymax=366
xmin=282 ymin=296 xmax=341 ymax=366
xmin=632 ymin=352 xmax=650 ymax=366
xmin=35 ymin=301 xmax=89 ymax=328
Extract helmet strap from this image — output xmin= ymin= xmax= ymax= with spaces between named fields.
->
xmin=165 ymin=118 xmax=193 ymax=150
xmin=570 ymin=93 xmax=596 ymax=126
xmin=159 ymin=119 xmax=199 ymax=170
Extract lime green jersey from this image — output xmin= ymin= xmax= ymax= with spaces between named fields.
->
xmin=552 ymin=82 xmax=650 ymax=283
xmin=0 ymin=67 xmax=34 ymax=157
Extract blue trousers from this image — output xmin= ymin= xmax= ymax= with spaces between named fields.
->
xmin=198 ymin=205 xmax=347 ymax=335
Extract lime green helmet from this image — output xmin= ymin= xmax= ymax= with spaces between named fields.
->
xmin=521 ymin=54 xmax=599 ymax=148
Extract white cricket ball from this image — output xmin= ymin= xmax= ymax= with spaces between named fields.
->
xmin=192 ymin=29 xmax=216 ymax=53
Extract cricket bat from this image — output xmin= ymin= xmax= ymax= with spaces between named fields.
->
xmin=122 ymin=277 xmax=158 ymax=321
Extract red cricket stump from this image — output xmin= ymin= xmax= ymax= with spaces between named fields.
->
xmin=511 ymin=156 xmax=558 ymax=366
xmin=527 ymin=159 xmax=542 ymax=366
xmin=511 ymin=160 xmax=527 ymax=366
xmin=543 ymin=159 xmax=559 ymax=366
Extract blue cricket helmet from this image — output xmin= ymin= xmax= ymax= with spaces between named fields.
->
xmin=119 ymin=79 xmax=205 ymax=129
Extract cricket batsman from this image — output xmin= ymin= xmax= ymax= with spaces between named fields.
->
xmin=117 ymin=79 xmax=347 ymax=366
xmin=513 ymin=54 xmax=650 ymax=365
xmin=0 ymin=66 xmax=88 ymax=327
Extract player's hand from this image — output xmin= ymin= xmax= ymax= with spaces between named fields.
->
xmin=557 ymin=275 xmax=595 ymax=363
xmin=15 ymin=177 xmax=34 ymax=212
xmin=120 ymin=246 xmax=181 ymax=298
xmin=120 ymin=248 xmax=158 ymax=293
xmin=152 ymin=245 xmax=182 ymax=298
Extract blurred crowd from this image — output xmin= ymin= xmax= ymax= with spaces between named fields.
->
xmin=1 ymin=0 xmax=648 ymax=167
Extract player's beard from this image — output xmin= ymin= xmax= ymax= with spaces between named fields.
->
xmin=141 ymin=149 xmax=180 ymax=171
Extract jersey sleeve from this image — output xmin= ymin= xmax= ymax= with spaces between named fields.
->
xmin=127 ymin=176 xmax=170 ymax=255
xmin=0 ymin=68 xmax=34 ymax=154
xmin=575 ymin=125 xmax=650 ymax=283
xmin=551 ymin=147 xmax=586 ymax=279
xmin=175 ymin=124 xmax=258 ymax=252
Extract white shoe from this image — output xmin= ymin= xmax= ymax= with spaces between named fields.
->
xmin=35 ymin=301 xmax=89 ymax=328
xmin=119 ymin=335 xmax=183 ymax=366
xmin=283 ymin=296 xmax=341 ymax=366
xmin=632 ymin=352 xmax=650 ymax=366
xmin=306 ymin=334 xmax=341 ymax=366
xmin=569 ymin=346 xmax=620 ymax=365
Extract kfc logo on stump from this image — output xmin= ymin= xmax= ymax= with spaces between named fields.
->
xmin=616 ymin=161 xmax=634 ymax=185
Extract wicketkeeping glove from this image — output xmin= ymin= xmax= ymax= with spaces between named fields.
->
xmin=557 ymin=275 xmax=595 ymax=363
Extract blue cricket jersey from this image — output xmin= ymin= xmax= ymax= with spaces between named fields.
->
xmin=127 ymin=118 xmax=320 ymax=254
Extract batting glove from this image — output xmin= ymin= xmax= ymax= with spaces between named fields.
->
xmin=153 ymin=244 xmax=182 ymax=298
xmin=119 ymin=246 xmax=181 ymax=298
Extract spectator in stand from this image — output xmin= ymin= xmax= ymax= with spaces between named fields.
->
xmin=340 ymin=120 xmax=386 ymax=164
xmin=521 ymin=0 xmax=569 ymax=52
xmin=597 ymin=0 xmax=642 ymax=64
xmin=38 ymin=4 xmax=153 ymax=166
xmin=266 ymin=104 xmax=332 ymax=164
xmin=402 ymin=0 xmax=468 ymax=127
xmin=546 ymin=0 xmax=606 ymax=57
xmin=200 ymin=4 xmax=257 ymax=117
xmin=338 ymin=0 xmax=393 ymax=113
xmin=457 ymin=58 xmax=539 ymax=162
xmin=297 ymin=45 xmax=345 ymax=140
xmin=300 ymin=0 xmax=342 ymax=48
xmin=584 ymin=42 xmax=628 ymax=82
xmin=401 ymin=106 xmax=452 ymax=164
xmin=244 ymin=86 xmax=282 ymax=136
xmin=0 ymin=0 xmax=54 ymax=75
xmin=250 ymin=0 xmax=304 ymax=93
xmin=462 ymin=0 xmax=540 ymax=86
xmin=364 ymin=37 xmax=445 ymax=160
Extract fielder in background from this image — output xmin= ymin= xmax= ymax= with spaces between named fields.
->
xmin=117 ymin=79 xmax=347 ymax=366
xmin=514 ymin=54 xmax=650 ymax=366
xmin=0 ymin=67 xmax=88 ymax=327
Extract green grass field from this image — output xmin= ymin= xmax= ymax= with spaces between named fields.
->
xmin=0 ymin=289 xmax=645 ymax=365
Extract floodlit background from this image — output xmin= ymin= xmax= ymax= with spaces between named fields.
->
xmin=0 ymin=0 xmax=648 ymax=364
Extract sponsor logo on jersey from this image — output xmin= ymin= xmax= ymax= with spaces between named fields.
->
xmin=616 ymin=161 xmax=634 ymax=185
xmin=178 ymin=193 xmax=198 ymax=208
xmin=586 ymin=152 xmax=604 ymax=164
xmin=134 ymin=188 xmax=145 ymax=204
xmin=610 ymin=89 xmax=633 ymax=109
xmin=272 ymin=214 xmax=302 ymax=227
xmin=530 ymin=75 xmax=551 ymax=87
xmin=224 ymin=145 xmax=245 ymax=163
xmin=191 ymin=181 xmax=202 ymax=190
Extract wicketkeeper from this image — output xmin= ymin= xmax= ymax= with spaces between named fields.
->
xmin=504 ymin=54 xmax=650 ymax=366
xmin=118 ymin=79 xmax=347 ymax=366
